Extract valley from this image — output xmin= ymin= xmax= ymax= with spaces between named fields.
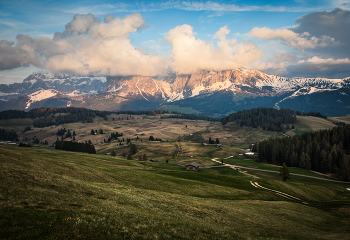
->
xmin=1 ymin=111 xmax=350 ymax=239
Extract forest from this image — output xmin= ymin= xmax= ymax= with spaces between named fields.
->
xmin=160 ymin=112 xmax=219 ymax=121
xmin=221 ymin=107 xmax=296 ymax=132
xmin=55 ymin=140 xmax=96 ymax=154
xmin=0 ymin=128 xmax=18 ymax=141
xmin=257 ymin=125 xmax=350 ymax=180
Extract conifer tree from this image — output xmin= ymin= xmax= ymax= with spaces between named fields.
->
xmin=300 ymin=152 xmax=311 ymax=170
xmin=279 ymin=162 xmax=291 ymax=181
xmin=127 ymin=153 xmax=133 ymax=160
xmin=143 ymin=154 xmax=147 ymax=161
xmin=111 ymin=150 xmax=116 ymax=156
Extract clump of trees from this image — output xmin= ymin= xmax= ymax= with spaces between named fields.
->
xmin=104 ymin=132 xmax=123 ymax=143
xmin=22 ymin=126 xmax=32 ymax=133
xmin=295 ymin=111 xmax=327 ymax=119
xmin=0 ymin=107 xmax=111 ymax=128
xmin=0 ymin=128 xmax=18 ymax=141
xmin=208 ymin=137 xmax=220 ymax=144
xmin=161 ymin=112 xmax=219 ymax=122
xmin=258 ymin=124 xmax=350 ymax=181
xmin=221 ymin=107 xmax=296 ymax=132
xmin=149 ymin=136 xmax=161 ymax=141
xmin=55 ymin=140 xmax=96 ymax=154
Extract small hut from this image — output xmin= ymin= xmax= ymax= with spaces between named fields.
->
xmin=186 ymin=162 xmax=200 ymax=172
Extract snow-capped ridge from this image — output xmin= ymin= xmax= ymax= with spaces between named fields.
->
xmin=26 ymin=89 xmax=60 ymax=109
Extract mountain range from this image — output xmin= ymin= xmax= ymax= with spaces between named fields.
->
xmin=1 ymin=68 xmax=349 ymax=117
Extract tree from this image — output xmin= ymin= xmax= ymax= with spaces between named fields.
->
xmin=149 ymin=135 xmax=154 ymax=141
xmin=279 ymin=162 xmax=291 ymax=181
xmin=142 ymin=154 xmax=147 ymax=161
xmin=91 ymin=129 xmax=95 ymax=135
xmin=129 ymin=143 xmax=137 ymax=155
xmin=111 ymin=150 xmax=116 ymax=156
xmin=216 ymin=138 xmax=220 ymax=144
xmin=65 ymin=129 xmax=72 ymax=139
xmin=300 ymin=152 xmax=311 ymax=170
xmin=127 ymin=153 xmax=133 ymax=160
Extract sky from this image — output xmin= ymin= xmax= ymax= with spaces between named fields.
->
xmin=0 ymin=0 xmax=350 ymax=84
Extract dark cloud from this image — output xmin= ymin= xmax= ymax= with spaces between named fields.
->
xmin=291 ymin=8 xmax=350 ymax=59
xmin=0 ymin=40 xmax=40 ymax=70
xmin=286 ymin=60 xmax=350 ymax=79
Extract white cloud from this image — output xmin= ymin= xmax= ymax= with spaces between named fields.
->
xmin=249 ymin=27 xmax=337 ymax=50
xmin=166 ymin=24 xmax=263 ymax=74
xmin=0 ymin=13 xmax=168 ymax=76
xmin=297 ymin=56 xmax=350 ymax=65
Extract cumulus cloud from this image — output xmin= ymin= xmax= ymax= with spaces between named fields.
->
xmin=249 ymin=27 xmax=337 ymax=50
xmin=0 ymin=13 xmax=167 ymax=76
xmin=166 ymin=25 xmax=263 ymax=74
xmin=248 ymin=8 xmax=350 ymax=78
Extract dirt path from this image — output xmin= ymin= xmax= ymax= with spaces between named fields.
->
xmin=210 ymin=158 xmax=350 ymax=183
xmin=250 ymin=181 xmax=308 ymax=204
xmin=210 ymin=158 xmax=259 ymax=178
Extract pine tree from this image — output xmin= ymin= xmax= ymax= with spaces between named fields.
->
xmin=300 ymin=152 xmax=311 ymax=170
xmin=127 ymin=153 xmax=133 ymax=160
xmin=142 ymin=154 xmax=147 ymax=161
xmin=111 ymin=150 xmax=116 ymax=156
xmin=279 ymin=162 xmax=291 ymax=181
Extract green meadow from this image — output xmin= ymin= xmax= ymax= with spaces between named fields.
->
xmin=1 ymin=144 xmax=350 ymax=239
xmin=1 ymin=114 xmax=350 ymax=239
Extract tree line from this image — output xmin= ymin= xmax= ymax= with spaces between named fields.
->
xmin=104 ymin=132 xmax=123 ymax=143
xmin=0 ymin=128 xmax=18 ymax=141
xmin=161 ymin=112 xmax=220 ymax=122
xmin=221 ymin=107 xmax=297 ymax=132
xmin=113 ymin=110 xmax=168 ymax=116
xmin=257 ymin=124 xmax=350 ymax=181
xmin=55 ymin=140 xmax=96 ymax=154
xmin=294 ymin=110 xmax=327 ymax=119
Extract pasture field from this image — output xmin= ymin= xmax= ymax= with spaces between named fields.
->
xmin=1 ymin=144 xmax=350 ymax=239
xmin=1 ymin=113 xmax=350 ymax=239
xmin=288 ymin=116 xmax=336 ymax=135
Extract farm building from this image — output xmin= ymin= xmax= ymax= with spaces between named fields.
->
xmin=150 ymin=159 xmax=158 ymax=162
xmin=201 ymin=143 xmax=208 ymax=146
xmin=186 ymin=162 xmax=200 ymax=172
xmin=216 ymin=144 xmax=222 ymax=147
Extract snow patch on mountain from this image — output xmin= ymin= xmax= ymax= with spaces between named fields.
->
xmin=26 ymin=89 xmax=59 ymax=109
xmin=275 ymin=87 xmax=338 ymax=109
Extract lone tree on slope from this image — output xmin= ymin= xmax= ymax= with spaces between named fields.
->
xmin=279 ymin=162 xmax=291 ymax=181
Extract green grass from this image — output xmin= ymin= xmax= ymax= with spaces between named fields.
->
xmin=161 ymin=105 xmax=201 ymax=114
xmin=1 ymin=145 xmax=350 ymax=239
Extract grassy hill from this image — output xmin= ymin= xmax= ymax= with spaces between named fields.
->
xmin=1 ymin=113 xmax=350 ymax=238
xmin=1 ymin=144 xmax=350 ymax=239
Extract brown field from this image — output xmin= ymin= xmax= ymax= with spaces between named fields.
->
xmin=2 ymin=113 xmax=347 ymax=164
xmin=328 ymin=116 xmax=350 ymax=125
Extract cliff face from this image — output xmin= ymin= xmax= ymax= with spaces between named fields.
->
xmin=104 ymin=68 xmax=347 ymax=102
xmin=1 ymin=68 xmax=348 ymax=114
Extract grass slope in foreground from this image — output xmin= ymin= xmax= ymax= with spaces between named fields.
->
xmin=1 ymin=145 xmax=350 ymax=239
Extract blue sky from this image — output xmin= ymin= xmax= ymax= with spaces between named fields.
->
xmin=1 ymin=0 xmax=350 ymax=83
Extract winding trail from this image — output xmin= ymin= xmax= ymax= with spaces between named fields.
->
xmin=209 ymin=158 xmax=350 ymax=184
xmin=250 ymin=181 xmax=308 ymax=204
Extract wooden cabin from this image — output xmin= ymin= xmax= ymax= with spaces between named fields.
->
xmin=186 ymin=162 xmax=200 ymax=172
